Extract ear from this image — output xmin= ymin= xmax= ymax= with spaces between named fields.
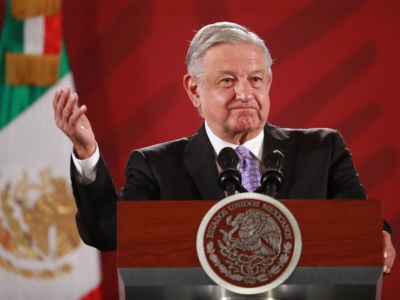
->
xmin=267 ymin=72 xmax=273 ymax=92
xmin=183 ymin=74 xmax=201 ymax=108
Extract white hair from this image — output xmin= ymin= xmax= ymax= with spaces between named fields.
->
xmin=186 ymin=21 xmax=273 ymax=79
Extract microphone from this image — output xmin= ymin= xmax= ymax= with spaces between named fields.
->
xmin=217 ymin=147 xmax=246 ymax=195
xmin=256 ymin=150 xmax=285 ymax=197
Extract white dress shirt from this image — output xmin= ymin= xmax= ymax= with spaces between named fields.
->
xmin=72 ymin=121 xmax=264 ymax=184
xmin=204 ymin=121 xmax=264 ymax=160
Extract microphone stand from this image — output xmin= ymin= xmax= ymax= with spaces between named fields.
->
xmin=218 ymin=169 xmax=247 ymax=196
xmin=255 ymin=150 xmax=285 ymax=198
xmin=255 ymin=169 xmax=283 ymax=198
xmin=217 ymin=147 xmax=247 ymax=196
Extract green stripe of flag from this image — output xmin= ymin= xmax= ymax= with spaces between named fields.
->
xmin=0 ymin=0 xmax=70 ymax=130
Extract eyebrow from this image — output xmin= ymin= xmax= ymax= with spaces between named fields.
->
xmin=217 ymin=69 xmax=267 ymax=75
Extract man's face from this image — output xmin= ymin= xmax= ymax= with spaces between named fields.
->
xmin=185 ymin=43 xmax=271 ymax=144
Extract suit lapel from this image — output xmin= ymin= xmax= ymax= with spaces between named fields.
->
xmin=182 ymin=123 xmax=294 ymax=200
xmin=263 ymin=123 xmax=294 ymax=199
xmin=183 ymin=124 xmax=226 ymax=200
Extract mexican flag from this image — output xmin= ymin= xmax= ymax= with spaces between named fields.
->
xmin=0 ymin=0 xmax=102 ymax=299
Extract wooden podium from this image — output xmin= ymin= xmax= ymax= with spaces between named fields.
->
xmin=117 ymin=199 xmax=383 ymax=300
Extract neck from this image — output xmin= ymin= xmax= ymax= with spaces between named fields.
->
xmin=205 ymin=122 xmax=265 ymax=145
xmin=220 ymin=127 xmax=265 ymax=145
xmin=226 ymin=131 xmax=254 ymax=145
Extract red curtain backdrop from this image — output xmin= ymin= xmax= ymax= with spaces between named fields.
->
xmin=4 ymin=0 xmax=398 ymax=298
xmin=62 ymin=1 xmax=400 ymax=299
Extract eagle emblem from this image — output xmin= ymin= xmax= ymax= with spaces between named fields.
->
xmin=197 ymin=193 xmax=301 ymax=294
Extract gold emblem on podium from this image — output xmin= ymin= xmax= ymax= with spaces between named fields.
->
xmin=197 ymin=193 xmax=302 ymax=294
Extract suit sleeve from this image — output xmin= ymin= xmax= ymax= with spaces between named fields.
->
xmin=70 ymin=149 xmax=161 ymax=251
xmin=328 ymin=130 xmax=392 ymax=234
xmin=71 ymin=155 xmax=117 ymax=251
xmin=119 ymin=150 xmax=160 ymax=200
xmin=327 ymin=130 xmax=366 ymax=199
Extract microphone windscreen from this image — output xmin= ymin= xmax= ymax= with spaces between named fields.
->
xmin=264 ymin=150 xmax=284 ymax=171
xmin=217 ymin=147 xmax=239 ymax=170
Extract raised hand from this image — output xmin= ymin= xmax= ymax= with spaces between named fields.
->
xmin=53 ymin=87 xmax=97 ymax=159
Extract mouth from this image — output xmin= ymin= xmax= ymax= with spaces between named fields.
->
xmin=231 ymin=106 xmax=256 ymax=111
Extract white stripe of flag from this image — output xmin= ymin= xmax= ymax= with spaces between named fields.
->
xmin=24 ymin=16 xmax=45 ymax=54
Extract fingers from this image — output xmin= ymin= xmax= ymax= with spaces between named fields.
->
xmin=384 ymin=251 xmax=395 ymax=274
xmin=53 ymin=87 xmax=72 ymax=129
xmin=63 ymin=91 xmax=84 ymax=129
xmin=52 ymin=87 xmax=96 ymax=158
xmin=383 ymin=231 xmax=396 ymax=274
xmin=62 ymin=89 xmax=77 ymax=121
xmin=70 ymin=103 xmax=87 ymax=128
xmin=53 ymin=87 xmax=84 ymax=134
xmin=53 ymin=87 xmax=64 ymax=126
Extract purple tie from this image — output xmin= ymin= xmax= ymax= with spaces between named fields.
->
xmin=235 ymin=145 xmax=261 ymax=192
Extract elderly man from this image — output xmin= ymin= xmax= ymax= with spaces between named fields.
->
xmin=53 ymin=21 xmax=395 ymax=273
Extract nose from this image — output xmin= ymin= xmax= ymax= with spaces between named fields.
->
xmin=234 ymin=80 xmax=253 ymax=102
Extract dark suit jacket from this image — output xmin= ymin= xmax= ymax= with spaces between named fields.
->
xmin=71 ymin=122 xmax=368 ymax=251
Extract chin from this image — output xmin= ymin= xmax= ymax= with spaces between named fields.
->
xmin=237 ymin=117 xmax=260 ymax=130
xmin=231 ymin=122 xmax=262 ymax=136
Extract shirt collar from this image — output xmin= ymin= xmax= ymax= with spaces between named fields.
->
xmin=205 ymin=121 xmax=264 ymax=160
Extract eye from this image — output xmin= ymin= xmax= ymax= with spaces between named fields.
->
xmin=220 ymin=77 xmax=235 ymax=87
xmin=250 ymin=76 xmax=263 ymax=87
xmin=252 ymin=77 xmax=262 ymax=81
